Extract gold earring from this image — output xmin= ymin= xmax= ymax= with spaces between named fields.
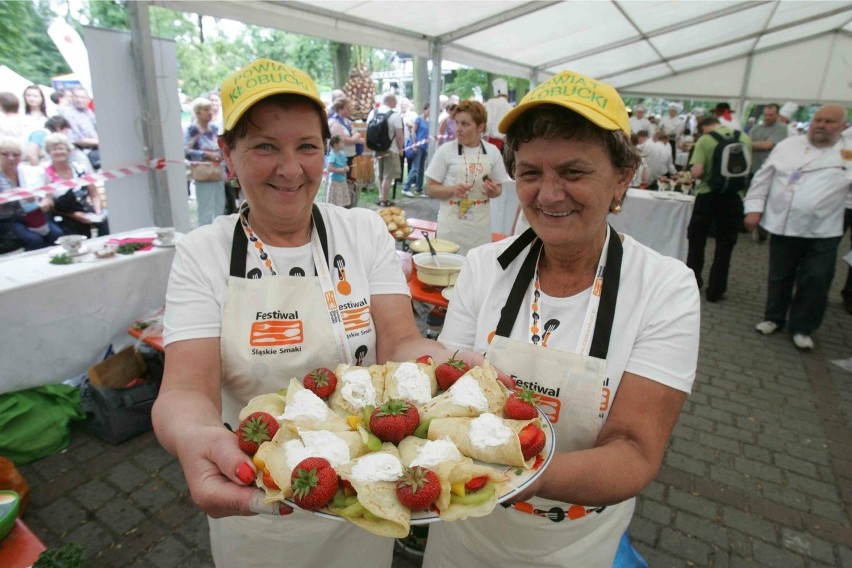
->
xmin=610 ymin=201 xmax=622 ymax=214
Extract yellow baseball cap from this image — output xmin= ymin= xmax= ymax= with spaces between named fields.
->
xmin=498 ymin=70 xmax=630 ymax=135
xmin=221 ymin=58 xmax=326 ymax=131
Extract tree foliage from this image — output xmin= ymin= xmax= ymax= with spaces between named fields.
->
xmin=0 ymin=0 xmax=70 ymax=85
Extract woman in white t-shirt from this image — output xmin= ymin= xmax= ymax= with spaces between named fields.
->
xmin=425 ymin=100 xmax=511 ymax=255
xmin=425 ymin=70 xmax=700 ymax=567
xmin=152 ymin=58 xmax=460 ymax=568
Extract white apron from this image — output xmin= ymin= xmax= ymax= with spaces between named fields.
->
xmin=425 ymin=227 xmax=634 ymax=567
xmin=436 ymin=142 xmax=493 ymax=255
xmin=210 ymin=208 xmax=393 ymax=568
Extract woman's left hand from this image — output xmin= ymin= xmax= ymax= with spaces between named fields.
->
xmin=482 ymin=179 xmax=499 ymax=198
xmin=504 ymin=469 xmax=548 ymax=504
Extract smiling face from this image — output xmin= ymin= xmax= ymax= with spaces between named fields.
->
xmin=221 ymin=99 xmax=326 ymax=236
xmin=0 ymin=144 xmax=22 ymax=174
xmin=454 ymin=111 xmax=484 ymax=147
xmin=515 ymin=136 xmax=631 ymax=251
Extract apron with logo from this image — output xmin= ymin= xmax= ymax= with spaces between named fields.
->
xmin=437 ymin=142 xmax=493 ymax=255
xmin=210 ymin=205 xmax=393 ymax=567
xmin=425 ymin=226 xmax=635 ymax=567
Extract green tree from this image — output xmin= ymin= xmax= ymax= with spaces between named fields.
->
xmin=0 ymin=0 xmax=70 ymax=86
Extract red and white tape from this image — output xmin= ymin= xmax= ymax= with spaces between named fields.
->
xmin=0 ymin=158 xmax=180 ymax=206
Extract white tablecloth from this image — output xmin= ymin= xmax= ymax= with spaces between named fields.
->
xmin=608 ymin=188 xmax=694 ymax=261
xmin=0 ymin=228 xmax=177 ymax=395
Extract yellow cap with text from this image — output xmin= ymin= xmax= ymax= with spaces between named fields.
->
xmin=498 ymin=70 xmax=630 ymax=135
xmin=221 ymin=58 xmax=326 ymax=131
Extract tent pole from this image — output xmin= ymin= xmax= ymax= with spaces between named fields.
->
xmin=428 ymin=40 xmax=442 ymax=166
xmin=737 ymin=53 xmax=755 ymax=120
xmin=127 ymin=0 xmax=172 ymax=227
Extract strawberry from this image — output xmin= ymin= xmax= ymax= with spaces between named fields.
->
xmin=396 ymin=466 xmax=441 ymax=511
xmin=415 ymin=355 xmax=433 ymax=366
xmin=369 ymin=399 xmax=420 ymax=444
xmin=290 ymin=457 xmax=338 ymax=511
xmin=518 ymin=423 xmax=546 ymax=461
xmin=237 ymin=412 xmax=279 ymax=456
xmin=504 ymin=388 xmax=540 ymax=420
xmin=303 ymin=367 xmax=337 ymax=399
xmin=464 ymin=475 xmax=489 ymax=492
xmin=435 ymin=351 xmax=471 ymax=390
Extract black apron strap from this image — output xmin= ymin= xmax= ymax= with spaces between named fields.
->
xmin=229 ymin=217 xmax=247 ymax=277
xmin=589 ymin=228 xmax=622 ymax=360
xmin=495 ymin=238 xmax=542 ymax=338
xmin=497 ymin=228 xmax=538 ymax=269
xmin=229 ymin=205 xmax=330 ymax=278
xmin=494 ymin=226 xmax=624 ymax=360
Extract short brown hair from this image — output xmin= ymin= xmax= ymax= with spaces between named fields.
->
xmin=0 ymin=92 xmax=20 ymax=114
xmin=332 ymin=98 xmax=350 ymax=113
xmin=454 ymin=100 xmax=487 ymax=126
xmin=503 ymin=104 xmax=641 ymax=175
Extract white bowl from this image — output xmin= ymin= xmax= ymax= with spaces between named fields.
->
xmin=413 ymin=252 xmax=465 ymax=287
xmin=409 ymin=238 xmax=460 ymax=254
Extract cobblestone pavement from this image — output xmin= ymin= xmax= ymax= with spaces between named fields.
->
xmin=16 ymin=195 xmax=852 ymax=566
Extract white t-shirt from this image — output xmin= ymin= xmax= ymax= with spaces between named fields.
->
xmin=629 ymin=116 xmax=655 ymax=136
xmin=424 ymin=139 xmax=511 ymax=187
xmin=439 ymin=233 xmax=700 ymax=423
xmin=163 ymin=204 xmax=410 ymax=346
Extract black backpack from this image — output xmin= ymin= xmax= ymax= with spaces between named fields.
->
xmin=366 ymin=110 xmax=395 ymax=152
xmin=707 ymin=130 xmax=751 ymax=193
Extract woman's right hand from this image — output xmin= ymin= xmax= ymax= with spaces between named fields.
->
xmin=453 ymin=183 xmax=473 ymax=198
xmin=175 ymin=423 xmax=263 ymax=518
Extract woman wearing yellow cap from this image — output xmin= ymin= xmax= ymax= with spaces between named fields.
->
xmin=427 ymin=71 xmax=700 ymax=566
xmin=152 ymin=59 xmax=449 ymax=567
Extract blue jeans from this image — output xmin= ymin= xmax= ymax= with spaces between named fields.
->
xmin=764 ymin=233 xmax=842 ymax=334
xmin=11 ymin=219 xmax=65 ymax=251
xmin=404 ymin=147 xmax=427 ymax=193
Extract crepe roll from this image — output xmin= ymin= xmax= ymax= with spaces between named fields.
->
xmin=255 ymin=425 xmax=367 ymax=501
xmin=419 ymin=362 xmax=509 ymax=421
xmin=329 ymin=363 xmax=385 ymax=416
xmin=383 ymin=361 xmax=437 ymax=406
xmin=428 ymin=414 xmax=538 ymax=468
xmin=280 ymin=378 xmax=351 ymax=431
xmin=238 ymin=392 xmax=286 ymax=421
xmin=398 ymin=436 xmax=507 ymax=521
xmin=335 ymin=443 xmax=410 ymax=538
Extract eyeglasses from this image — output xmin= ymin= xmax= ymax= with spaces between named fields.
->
xmin=0 ymin=152 xmax=21 ymax=158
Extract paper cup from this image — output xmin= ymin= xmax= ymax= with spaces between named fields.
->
xmin=155 ymin=227 xmax=175 ymax=244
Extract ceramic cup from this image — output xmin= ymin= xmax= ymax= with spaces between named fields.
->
xmin=57 ymin=234 xmax=85 ymax=254
xmin=155 ymin=227 xmax=175 ymax=244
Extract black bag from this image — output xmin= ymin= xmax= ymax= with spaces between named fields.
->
xmin=366 ymin=110 xmax=395 ymax=152
xmin=81 ymin=346 xmax=163 ymax=445
xmin=82 ymin=380 xmax=160 ymax=445
xmin=707 ymin=130 xmax=751 ymax=194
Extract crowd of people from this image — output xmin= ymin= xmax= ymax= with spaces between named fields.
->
xmin=0 ymin=84 xmax=108 ymax=252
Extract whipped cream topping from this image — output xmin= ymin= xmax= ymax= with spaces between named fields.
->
xmin=349 ymin=452 xmax=403 ymax=483
xmin=393 ymin=362 xmax=432 ymax=405
xmin=468 ymin=413 xmax=513 ymax=448
xmin=281 ymin=389 xmax=330 ymax=422
xmin=448 ymin=374 xmax=488 ymax=411
xmin=341 ymin=368 xmax=377 ymax=410
xmin=283 ymin=429 xmax=351 ymax=470
xmin=410 ymin=438 xmax=464 ymax=469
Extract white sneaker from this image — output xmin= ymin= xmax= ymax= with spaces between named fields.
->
xmin=755 ymin=321 xmax=778 ymax=335
xmin=792 ymin=334 xmax=814 ymax=350
xmin=401 ymin=190 xmax=415 ymax=198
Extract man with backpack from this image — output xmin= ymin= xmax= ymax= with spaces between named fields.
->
xmin=744 ymin=104 xmax=850 ymax=351
xmin=686 ymin=116 xmax=753 ymax=302
xmin=366 ymin=92 xmax=404 ymax=207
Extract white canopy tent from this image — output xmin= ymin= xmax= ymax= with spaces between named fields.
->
xmin=123 ymin=1 xmax=852 ymax=225
xmin=153 ymin=0 xmax=852 ymax=106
